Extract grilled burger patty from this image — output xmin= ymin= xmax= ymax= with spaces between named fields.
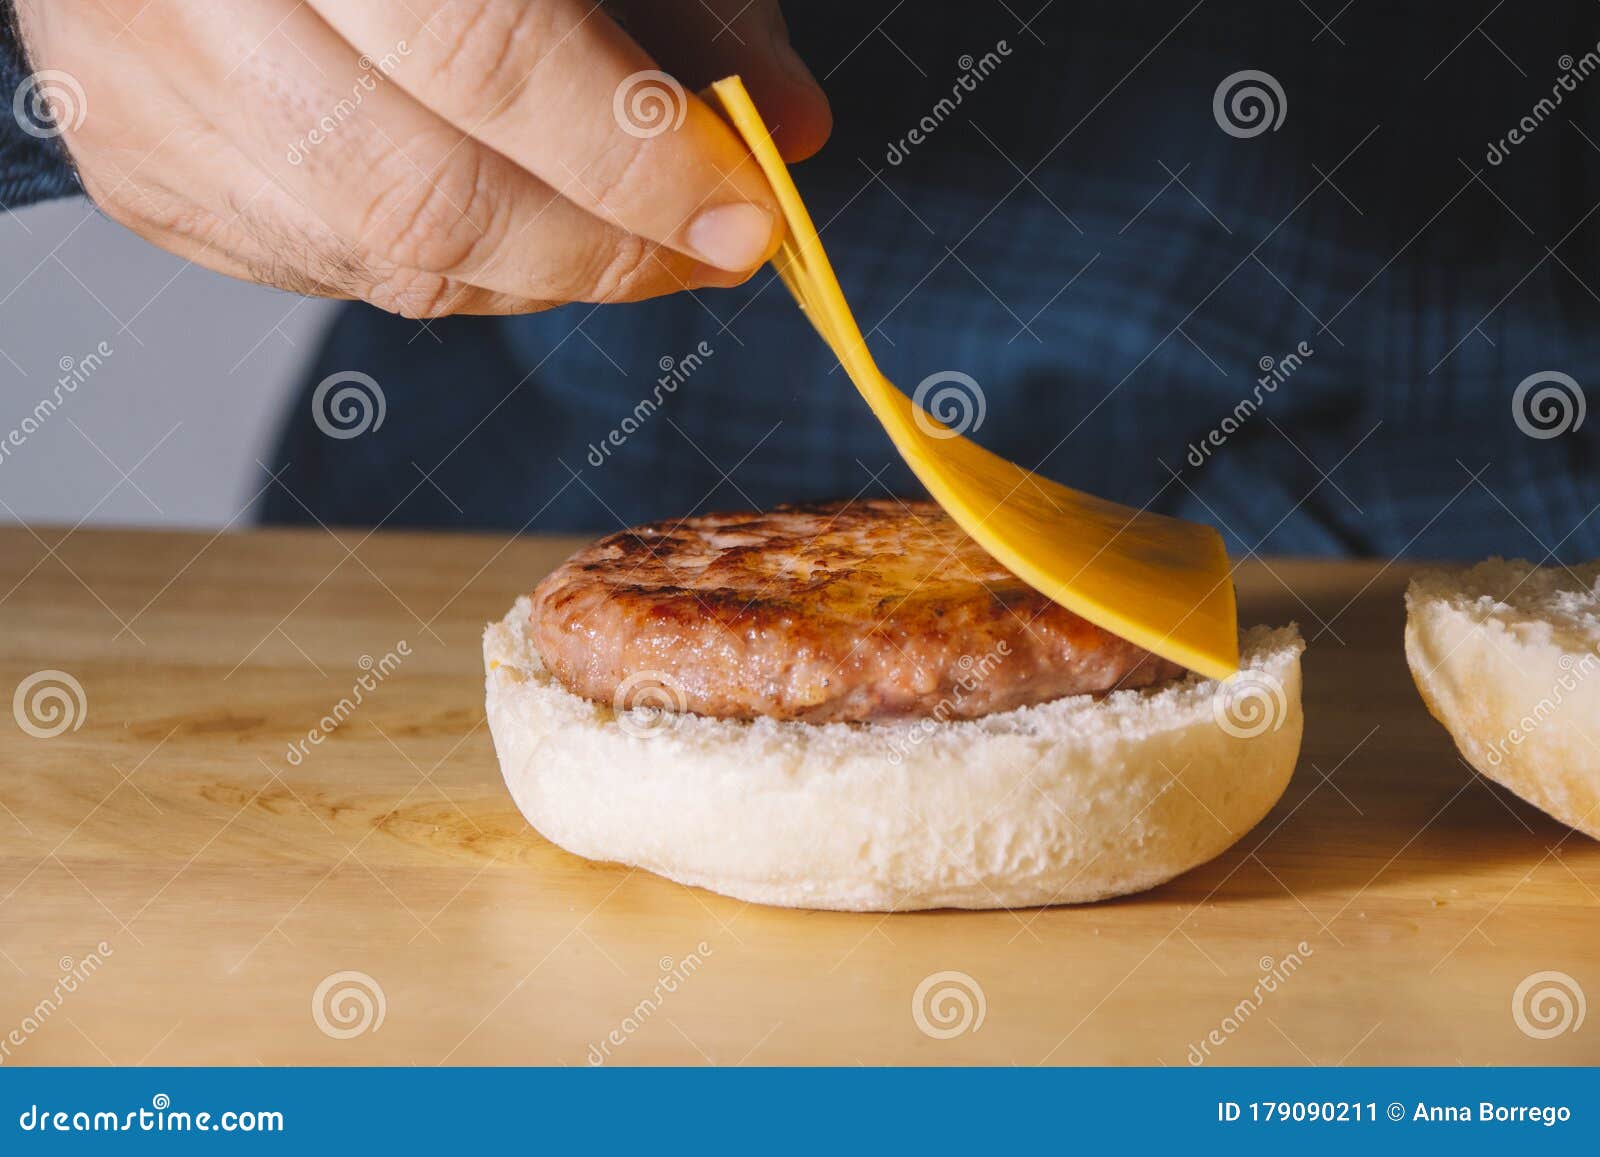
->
xmin=528 ymin=499 xmax=1187 ymax=723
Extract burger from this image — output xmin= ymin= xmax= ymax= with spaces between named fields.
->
xmin=485 ymin=498 xmax=1304 ymax=910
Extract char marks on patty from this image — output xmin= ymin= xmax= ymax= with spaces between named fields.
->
xmin=529 ymin=498 xmax=1187 ymax=723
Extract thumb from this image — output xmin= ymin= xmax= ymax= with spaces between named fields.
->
xmin=613 ymin=0 xmax=832 ymax=161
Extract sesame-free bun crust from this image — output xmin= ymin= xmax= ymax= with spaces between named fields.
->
xmin=485 ymin=599 xmax=1304 ymax=911
xmin=1405 ymin=559 xmax=1600 ymax=840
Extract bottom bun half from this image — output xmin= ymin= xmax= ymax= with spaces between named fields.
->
xmin=485 ymin=598 xmax=1304 ymax=911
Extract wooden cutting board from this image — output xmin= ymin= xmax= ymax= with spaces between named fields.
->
xmin=0 ymin=526 xmax=1595 ymax=1066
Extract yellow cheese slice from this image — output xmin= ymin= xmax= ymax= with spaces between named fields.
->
xmin=708 ymin=77 xmax=1239 ymax=680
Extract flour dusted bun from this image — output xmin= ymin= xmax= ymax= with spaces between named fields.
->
xmin=484 ymin=598 xmax=1304 ymax=911
xmin=1406 ymin=559 xmax=1600 ymax=840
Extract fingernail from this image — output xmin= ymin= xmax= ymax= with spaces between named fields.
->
xmin=687 ymin=203 xmax=775 ymax=271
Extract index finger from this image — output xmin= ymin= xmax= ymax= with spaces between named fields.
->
xmin=309 ymin=0 xmax=783 ymax=272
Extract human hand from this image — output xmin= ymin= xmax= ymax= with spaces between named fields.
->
xmin=16 ymin=0 xmax=831 ymax=316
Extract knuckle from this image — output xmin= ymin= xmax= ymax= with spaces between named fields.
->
xmin=363 ymin=268 xmax=467 ymax=320
xmin=570 ymin=233 xmax=660 ymax=303
xmin=359 ymin=145 xmax=504 ymax=275
xmin=574 ymin=132 xmax=655 ymax=224
xmin=425 ymin=0 xmax=557 ymax=116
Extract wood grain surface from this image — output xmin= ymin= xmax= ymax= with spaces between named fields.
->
xmin=1 ymin=526 xmax=1596 ymax=1066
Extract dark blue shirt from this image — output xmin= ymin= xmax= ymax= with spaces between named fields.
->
xmin=8 ymin=3 xmax=1599 ymax=558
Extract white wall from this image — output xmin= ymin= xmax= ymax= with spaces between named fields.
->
xmin=0 ymin=198 xmax=334 ymax=528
